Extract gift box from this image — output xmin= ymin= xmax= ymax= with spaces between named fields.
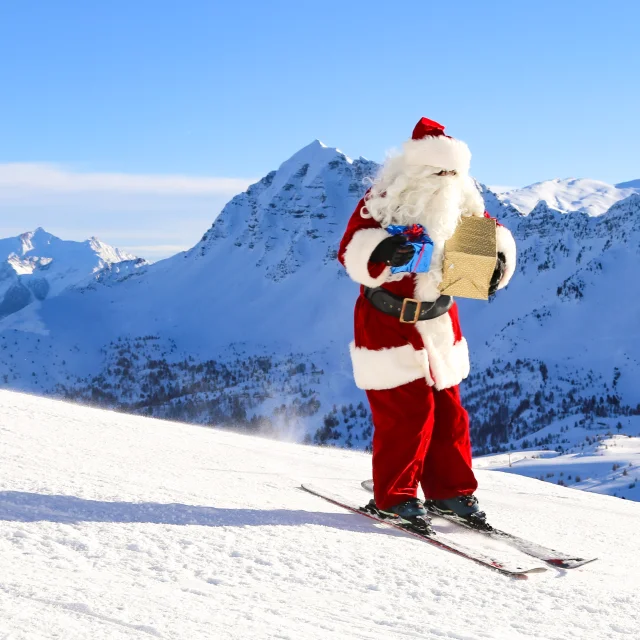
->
xmin=438 ymin=216 xmax=497 ymax=300
xmin=386 ymin=224 xmax=434 ymax=274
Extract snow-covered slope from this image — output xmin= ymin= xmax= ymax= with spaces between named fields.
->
xmin=1 ymin=389 xmax=638 ymax=640
xmin=475 ymin=417 xmax=640 ymax=501
xmin=498 ymin=178 xmax=640 ymax=216
xmin=0 ymin=228 xmax=142 ymax=319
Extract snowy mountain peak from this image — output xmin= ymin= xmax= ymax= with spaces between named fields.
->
xmin=263 ymin=140 xmax=358 ymax=194
xmin=499 ymin=178 xmax=640 ymax=217
xmin=193 ymin=141 xmax=378 ymax=280
xmin=4 ymin=228 xmax=135 ymax=264
xmin=0 ymin=229 xmax=138 ymax=319
xmin=85 ymin=236 xmax=136 ymax=264
xmin=18 ymin=227 xmax=53 ymax=253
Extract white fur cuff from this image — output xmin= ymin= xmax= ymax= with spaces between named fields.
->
xmin=349 ymin=342 xmax=426 ymax=389
xmin=495 ymin=225 xmax=517 ymax=289
xmin=342 ymin=228 xmax=391 ymax=288
xmin=349 ymin=342 xmax=427 ymax=390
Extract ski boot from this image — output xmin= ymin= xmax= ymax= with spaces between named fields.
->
xmin=364 ymin=497 xmax=434 ymax=535
xmin=425 ymin=494 xmax=492 ymax=531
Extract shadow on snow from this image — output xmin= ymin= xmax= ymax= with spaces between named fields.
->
xmin=0 ymin=490 xmax=396 ymax=535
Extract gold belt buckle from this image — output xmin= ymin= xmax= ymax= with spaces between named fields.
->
xmin=399 ymin=297 xmax=422 ymax=324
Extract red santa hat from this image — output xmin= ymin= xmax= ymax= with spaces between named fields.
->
xmin=402 ymin=117 xmax=472 ymax=174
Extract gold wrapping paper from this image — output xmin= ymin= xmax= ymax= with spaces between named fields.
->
xmin=439 ymin=216 xmax=497 ymax=300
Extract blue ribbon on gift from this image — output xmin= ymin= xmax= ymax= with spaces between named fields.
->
xmin=386 ymin=224 xmax=434 ymax=274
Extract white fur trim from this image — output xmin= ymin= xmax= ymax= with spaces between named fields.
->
xmin=495 ymin=225 xmax=517 ymax=289
xmin=342 ymin=228 xmax=392 ymax=288
xmin=415 ymin=313 xmax=470 ymax=390
xmin=349 ymin=342 xmax=431 ymax=390
xmin=430 ymin=338 xmax=470 ymax=390
xmin=402 ymin=136 xmax=471 ymax=173
xmin=349 ymin=315 xmax=471 ymax=391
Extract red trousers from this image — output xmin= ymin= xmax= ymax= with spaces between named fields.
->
xmin=366 ymin=378 xmax=478 ymax=510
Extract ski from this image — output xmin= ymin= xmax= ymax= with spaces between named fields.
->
xmin=360 ymin=479 xmax=596 ymax=570
xmin=301 ymin=483 xmax=547 ymax=580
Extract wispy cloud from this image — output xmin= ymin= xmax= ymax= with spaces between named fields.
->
xmin=0 ymin=163 xmax=257 ymax=262
xmin=0 ymin=163 xmax=255 ymax=196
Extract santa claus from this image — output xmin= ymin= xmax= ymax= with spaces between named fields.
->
xmin=338 ymin=117 xmax=516 ymax=531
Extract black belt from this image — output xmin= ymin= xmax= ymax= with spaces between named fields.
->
xmin=363 ymin=287 xmax=453 ymax=324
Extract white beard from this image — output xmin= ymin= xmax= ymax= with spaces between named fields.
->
xmin=363 ymin=154 xmax=465 ymax=244
xmin=363 ymin=151 xmax=475 ymax=301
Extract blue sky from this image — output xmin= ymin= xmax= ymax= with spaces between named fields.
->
xmin=0 ymin=1 xmax=638 ymax=259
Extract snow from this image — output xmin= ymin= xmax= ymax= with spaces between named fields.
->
xmin=0 ymin=228 xmax=141 ymax=320
xmin=475 ymin=417 xmax=640 ymax=501
xmin=1 ymin=389 xmax=639 ymax=640
xmin=0 ymin=228 xmax=136 ymax=273
xmin=497 ymin=178 xmax=640 ymax=216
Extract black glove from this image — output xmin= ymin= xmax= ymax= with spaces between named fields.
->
xmin=489 ymin=252 xmax=506 ymax=296
xmin=370 ymin=235 xmax=415 ymax=268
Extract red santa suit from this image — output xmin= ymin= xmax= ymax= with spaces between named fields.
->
xmin=338 ymin=118 xmax=517 ymax=510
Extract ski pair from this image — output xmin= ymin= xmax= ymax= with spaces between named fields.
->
xmin=360 ymin=479 xmax=596 ymax=570
xmin=301 ymin=483 xmax=547 ymax=580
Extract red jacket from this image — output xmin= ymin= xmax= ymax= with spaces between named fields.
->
xmin=338 ymin=198 xmax=516 ymax=391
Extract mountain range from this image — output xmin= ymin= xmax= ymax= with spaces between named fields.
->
xmin=497 ymin=178 xmax=640 ymax=216
xmin=0 ymin=227 xmax=143 ymax=321
xmin=1 ymin=142 xmax=639 ymax=499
